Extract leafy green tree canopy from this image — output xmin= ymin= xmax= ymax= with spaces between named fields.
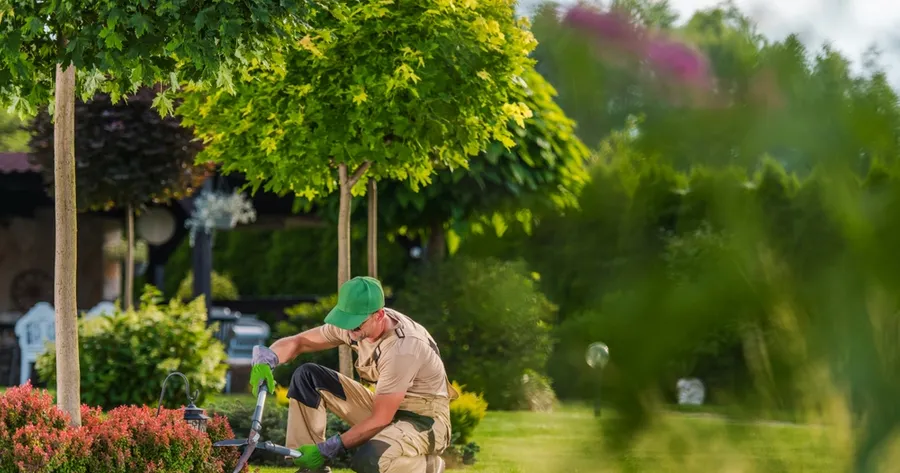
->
xmin=373 ymin=67 xmax=591 ymax=244
xmin=176 ymin=0 xmax=539 ymax=199
xmin=0 ymin=0 xmax=302 ymax=116
xmin=27 ymin=87 xmax=209 ymax=211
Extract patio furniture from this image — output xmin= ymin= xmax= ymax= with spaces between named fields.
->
xmin=84 ymin=301 xmax=117 ymax=319
xmin=14 ymin=302 xmax=55 ymax=385
xmin=224 ymin=315 xmax=271 ymax=393
xmin=209 ymin=306 xmax=242 ymax=346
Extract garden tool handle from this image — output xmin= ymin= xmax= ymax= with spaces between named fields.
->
xmin=251 ymin=383 xmax=268 ymax=432
xmin=260 ymin=441 xmax=303 ymax=458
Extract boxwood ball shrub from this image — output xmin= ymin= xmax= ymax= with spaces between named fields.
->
xmin=395 ymin=257 xmax=556 ymax=410
xmin=35 ymin=285 xmax=228 ymax=410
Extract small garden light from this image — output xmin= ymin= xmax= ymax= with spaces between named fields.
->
xmin=585 ymin=342 xmax=609 ymax=417
xmin=156 ymin=371 xmax=209 ymax=433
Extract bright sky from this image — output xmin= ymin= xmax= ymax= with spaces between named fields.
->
xmin=519 ymin=0 xmax=900 ymax=83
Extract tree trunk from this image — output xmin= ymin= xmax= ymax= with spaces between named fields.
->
xmin=337 ymin=164 xmax=354 ymax=377
xmin=53 ymin=62 xmax=81 ymax=427
xmin=426 ymin=221 xmax=446 ymax=263
xmin=124 ymin=203 xmax=134 ymax=310
xmin=336 ymin=162 xmax=371 ymax=378
xmin=367 ymin=178 xmax=377 ymax=278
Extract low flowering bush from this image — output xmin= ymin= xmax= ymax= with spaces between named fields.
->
xmin=0 ymin=383 xmax=245 ymax=473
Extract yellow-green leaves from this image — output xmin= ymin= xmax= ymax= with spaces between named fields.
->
xmin=298 ymin=35 xmax=325 ymax=58
xmin=503 ymin=102 xmax=534 ymax=129
xmin=177 ymin=0 xmax=537 ymax=203
xmin=373 ymin=66 xmax=590 ymax=244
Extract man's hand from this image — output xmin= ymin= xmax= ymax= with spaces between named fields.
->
xmin=293 ymin=435 xmax=345 ymax=470
xmin=249 ymin=345 xmax=278 ymax=396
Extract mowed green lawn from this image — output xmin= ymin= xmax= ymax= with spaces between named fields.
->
xmin=258 ymin=404 xmax=854 ymax=473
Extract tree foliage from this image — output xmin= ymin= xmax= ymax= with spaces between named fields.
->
xmin=1 ymin=0 xmax=305 ymax=425
xmin=0 ymin=108 xmax=27 ymax=151
xmin=176 ymin=0 xmax=538 ymax=376
xmin=371 ymin=66 xmax=591 ymax=253
xmin=27 ymin=87 xmax=209 ymax=211
xmin=176 ymin=0 xmax=539 ymax=200
xmin=0 ymin=0 xmax=302 ymax=116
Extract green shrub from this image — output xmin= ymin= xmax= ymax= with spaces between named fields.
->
xmin=205 ymin=397 xmax=289 ymax=466
xmin=207 ymin=396 xmax=352 ymax=468
xmin=448 ymin=381 xmax=488 ymax=445
xmin=176 ymin=270 xmax=240 ymax=301
xmin=517 ymin=369 xmax=558 ymax=412
xmin=271 ymin=295 xmax=341 ymax=386
xmin=395 ymin=257 xmax=555 ymax=410
xmin=35 ymin=285 xmax=228 ymax=410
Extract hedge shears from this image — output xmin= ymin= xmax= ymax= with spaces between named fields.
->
xmin=213 ymin=383 xmax=303 ymax=473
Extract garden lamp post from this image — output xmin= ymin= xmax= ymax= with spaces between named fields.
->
xmin=585 ymin=342 xmax=610 ymax=417
xmin=157 ymin=371 xmax=210 ymax=433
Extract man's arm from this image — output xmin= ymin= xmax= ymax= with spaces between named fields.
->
xmin=336 ymin=338 xmax=425 ymax=449
xmin=339 ymin=392 xmax=406 ymax=449
xmin=268 ymin=326 xmax=342 ymax=365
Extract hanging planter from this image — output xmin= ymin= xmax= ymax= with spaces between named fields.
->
xmin=185 ymin=189 xmax=257 ymax=246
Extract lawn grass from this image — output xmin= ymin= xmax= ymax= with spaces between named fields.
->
xmin=254 ymin=404 xmax=853 ymax=473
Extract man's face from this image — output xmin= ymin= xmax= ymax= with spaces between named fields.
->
xmin=349 ymin=311 xmax=381 ymax=342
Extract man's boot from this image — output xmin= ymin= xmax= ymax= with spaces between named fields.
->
xmin=425 ymin=454 xmax=445 ymax=473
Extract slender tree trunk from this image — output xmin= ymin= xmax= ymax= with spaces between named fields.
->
xmin=426 ymin=221 xmax=446 ymax=263
xmin=367 ymin=178 xmax=377 ymax=278
xmin=125 ymin=203 xmax=134 ymax=310
xmin=337 ymin=164 xmax=353 ymax=377
xmin=336 ymin=162 xmax=371 ymax=378
xmin=54 ymin=62 xmax=81 ymax=427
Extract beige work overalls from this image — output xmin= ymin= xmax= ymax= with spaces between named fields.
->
xmin=286 ymin=313 xmax=459 ymax=473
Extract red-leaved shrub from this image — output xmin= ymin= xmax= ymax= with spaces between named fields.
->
xmin=11 ymin=424 xmax=92 ymax=473
xmin=0 ymin=382 xmax=247 ymax=473
xmin=0 ymin=383 xmax=91 ymax=473
xmin=207 ymin=413 xmax=244 ymax=472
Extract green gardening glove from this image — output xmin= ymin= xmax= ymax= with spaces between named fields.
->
xmin=294 ymin=445 xmax=326 ymax=470
xmin=293 ymin=435 xmax=345 ymax=471
xmin=249 ymin=346 xmax=278 ymax=396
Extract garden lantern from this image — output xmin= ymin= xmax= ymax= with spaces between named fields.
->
xmin=157 ymin=371 xmax=210 ymax=433
xmin=182 ymin=399 xmax=210 ymax=433
xmin=585 ymin=342 xmax=609 ymax=417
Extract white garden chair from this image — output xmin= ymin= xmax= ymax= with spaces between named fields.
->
xmin=84 ymin=301 xmax=117 ymax=319
xmin=14 ymin=302 xmax=56 ymax=385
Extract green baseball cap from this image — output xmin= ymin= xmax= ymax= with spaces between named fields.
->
xmin=324 ymin=276 xmax=385 ymax=330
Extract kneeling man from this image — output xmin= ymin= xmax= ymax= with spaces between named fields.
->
xmin=249 ymin=276 xmax=457 ymax=473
